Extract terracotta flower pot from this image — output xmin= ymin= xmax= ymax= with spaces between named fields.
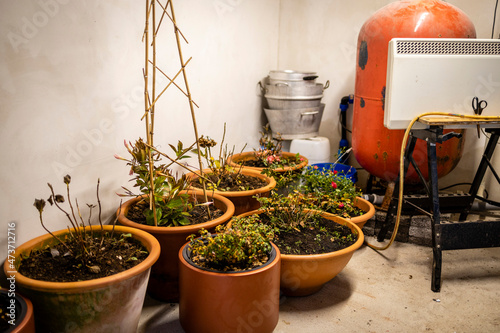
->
xmin=179 ymin=241 xmax=281 ymax=333
xmin=3 ymin=225 xmax=160 ymax=333
xmin=187 ymin=168 xmax=276 ymax=216
xmin=116 ymin=191 xmax=234 ymax=302
xmin=238 ymin=210 xmax=364 ymax=297
xmin=338 ymin=196 xmax=376 ymax=229
xmin=0 ymin=288 xmax=35 ymax=333
xmin=227 ymin=151 xmax=309 ymax=173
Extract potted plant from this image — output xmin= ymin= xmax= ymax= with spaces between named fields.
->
xmin=186 ymin=126 xmax=276 ymax=215
xmin=0 ymin=288 xmax=35 ymax=333
xmin=116 ymin=139 xmax=235 ymax=302
xmin=178 ymin=216 xmax=280 ymax=333
xmin=4 ymin=175 xmax=160 ymax=332
xmin=295 ymin=165 xmax=375 ymax=228
xmin=115 ymin=0 xmax=235 ymax=302
xmin=226 ymin=125 xmax=309 ymax=181
xmin=239 ymin=192 xmax=364 ymax=297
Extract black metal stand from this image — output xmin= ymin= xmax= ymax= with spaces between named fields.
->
xmin=377 ymin=126 xmax=500 ymax=292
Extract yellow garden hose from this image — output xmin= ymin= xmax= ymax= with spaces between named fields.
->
xmin=365 ymin=112 xmax=500 ymax=251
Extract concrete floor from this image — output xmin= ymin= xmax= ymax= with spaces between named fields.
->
xmin=138 ymin=236 xmax=500 ymax=333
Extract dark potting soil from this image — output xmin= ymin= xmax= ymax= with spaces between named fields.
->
xmin=258 ymin=214 xmax=358 ymax=255
xmin=126 ymin=200 xmax=225 ymax=225
xmin=238 ymin=157 xmax=299 ymax=169
xmin=18 ymin=231 xmax=148 ymax=282
xmin=191 ymin=173 xmax=267 ymax=192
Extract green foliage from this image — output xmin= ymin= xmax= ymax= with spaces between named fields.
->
xmin=188 ymin=216 xmax=274 ymax=272
xmin=291 ymin=165 xmax=365 ymax=218
xmin=118 ymin=138 xmax=194 ymax=226
xmin=257 ymin=191 xmax=321 ymax=231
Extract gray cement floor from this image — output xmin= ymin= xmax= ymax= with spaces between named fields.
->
xmin=138 ymin=236 xmax=500 ymax=332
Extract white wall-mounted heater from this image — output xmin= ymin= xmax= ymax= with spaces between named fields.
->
xmin=384 ymin=38 xmax=500 ymax=130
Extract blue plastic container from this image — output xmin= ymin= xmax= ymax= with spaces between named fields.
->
xmin=310 ymin=163 xmax=358 ymax=183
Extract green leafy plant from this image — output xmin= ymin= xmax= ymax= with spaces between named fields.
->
xmin=257 ymin=191 xmax=321 ymax=231
xmin=295 ymin=165 xmax=364 ymax=218
xmin=116 ymin=138 xmax=196 ymax=226
xmin=255 ymin=192 xmax=358 ymax=255
xmin=187 ymin=215 xmax=274 ymax=271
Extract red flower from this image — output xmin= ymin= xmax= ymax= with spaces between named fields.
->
xmin=313 ymin=165 xmax=318 ymax=170
xmin=339 ymin=203 xmax=344 ymax=209
xmin=333 ymin=170 xmax=338 ymax=175
xmin=331 ymin=182 xmax=337 ymax=189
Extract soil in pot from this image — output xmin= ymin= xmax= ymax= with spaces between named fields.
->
xmin=17 ymin=231 xmax=148 ymax=282
xmin=126 ymin=199 xmax=225 ymax=226
xmin=190 ymin=172 xmax=267 ymax=192
xmin=257 ymin=213 xmax=358 ymax=255
xmin=239 ymin=157 xmax=300 ymax=168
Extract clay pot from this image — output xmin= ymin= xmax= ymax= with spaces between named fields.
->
xmin=3 ymin=225 xmax=160 ymax=333
xmin=179 ymin=242 xmax=281 ymax=333
xmin=0 ymin=289 xmax=35 ymax=333
xmin=187 ymin=168 xmax=276 ymax=216
xmin=116 ymin=191 xmax=234 ymax=302
xmin=238 ymin=210 xmax=364 ymax=297
xmin=332 ymin=196 xmax=375 ymax=229
xmin=227 ymin=151 xmax=309 ymax=173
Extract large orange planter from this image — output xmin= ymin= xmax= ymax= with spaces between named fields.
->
xmin=238 ymin=210 xmax=364 ymax=297
xmin=352 ymin=0 xmax=475 ymax=183
xmin=187 ymin=168 xmax=276 ymax=216
xmin=4 ymin=225 xmax=160 ymax=333
xmin=116 ymin=191 xmax=234 ymax=302
xmin=179 ymin=242 xmax=281 ymax=333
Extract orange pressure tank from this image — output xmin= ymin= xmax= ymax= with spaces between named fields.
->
xmin=352 ymin=0 xmax=476 ymax=183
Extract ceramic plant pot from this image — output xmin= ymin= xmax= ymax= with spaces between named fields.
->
xmin=0 ymin=288 xmax=35 ymax=333
xmin=116 ymin=191 xmax=234 ymax=302
xmin=227 ymin=151 xmax=309 ymax=174
xmin=3 ymin=225 xmax=160 ymax=333
xmin=187 ymin=168 xmax=276 ymax=216
xmin=238 ymin=210 xmax=364 ymax=297
xmin=313 ymin=197 xmax=375 ymax=229
xmin=179 ymin=242 xmax=281 ymax=333
xmin=341 ymin=196 xmax=376 ymax=229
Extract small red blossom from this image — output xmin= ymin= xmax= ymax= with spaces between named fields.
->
xmin=338 ymin=203 xmax=344 ymax=209
xmin=331 ymin=182 xmax=337 ymax=189
xmin=299 ymin=157 xmax=304 ymax=162
xmin=313 ymin=165 xmax=318 ymax=169
xmin=333 ymin=170 xmax=338 ymax=175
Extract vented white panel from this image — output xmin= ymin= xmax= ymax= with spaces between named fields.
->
xmin=384 ymin=38 xmax=500 ymax=129
xmin=396 ymin=40 xmax=500 ymax=55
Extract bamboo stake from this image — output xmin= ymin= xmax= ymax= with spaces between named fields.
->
xmin=146 ymin=57 xmax=193 ymax=111
xmin=168 ymin=0 xmax=210 ymax=215
xmin=157 ymin=0 xmax=189 ymax=44
xmin=144 ymin=0 xmax=158 ymax=226
xmin=147 ymin=59 xmax=199 ymax=108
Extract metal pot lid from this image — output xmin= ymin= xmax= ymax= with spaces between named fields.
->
xmin=269 ymin=70 xmax=318 ymax=81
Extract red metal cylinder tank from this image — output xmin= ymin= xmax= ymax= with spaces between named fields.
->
xmin=352 ymin=0 xmax=476 ymax=183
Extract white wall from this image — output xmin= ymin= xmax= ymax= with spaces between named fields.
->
xmin=1 ymin=0 xmax=498 ymax=261
xmin=0 ymin=0 xmax=280 ymax=260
